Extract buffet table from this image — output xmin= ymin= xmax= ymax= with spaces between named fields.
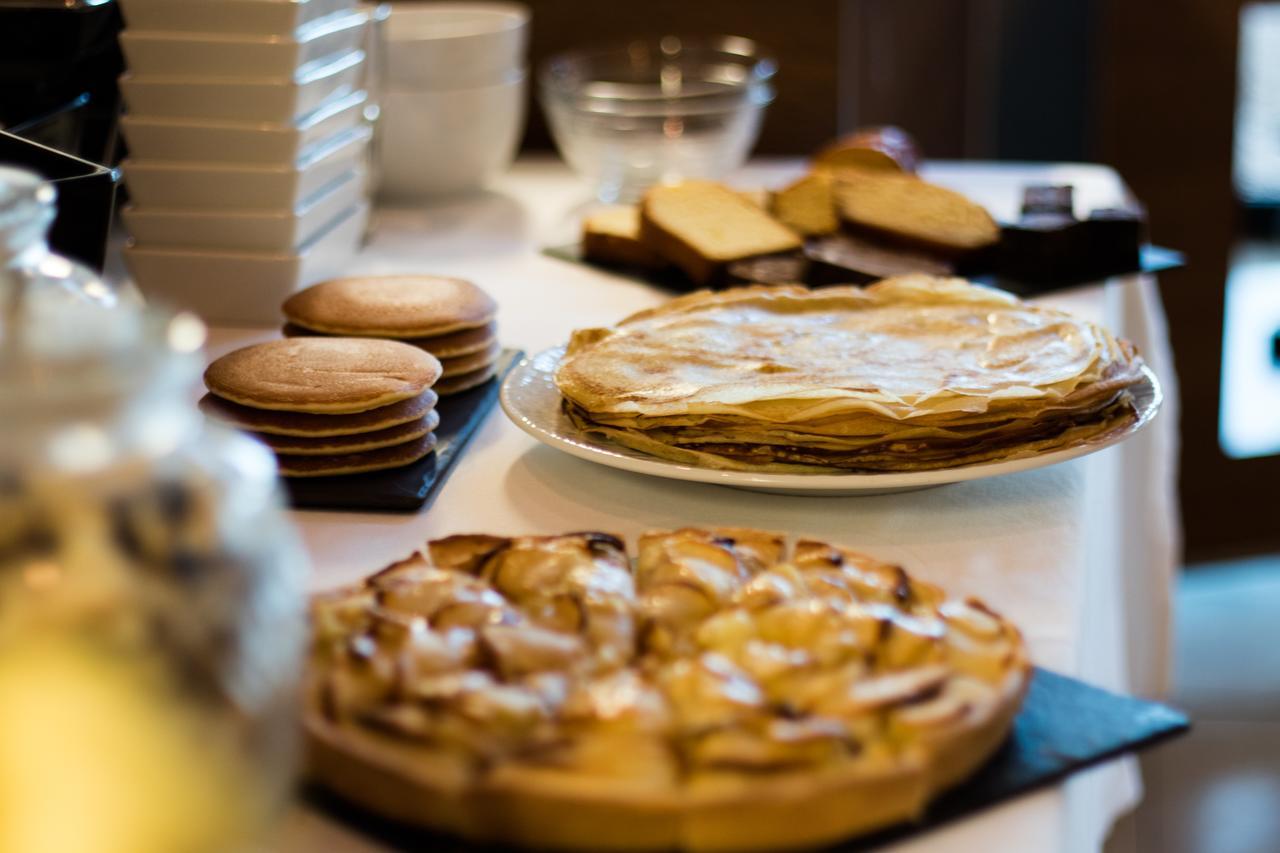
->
xmin=200 ymin=158 xmax=1180 ymax=852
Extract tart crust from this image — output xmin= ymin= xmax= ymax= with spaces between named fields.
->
xmin=304 ymin=529 xmax=1031 ymax=851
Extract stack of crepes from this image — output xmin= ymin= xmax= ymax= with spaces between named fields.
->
xmin=554 ymin=276 xmax=1147 ymax=472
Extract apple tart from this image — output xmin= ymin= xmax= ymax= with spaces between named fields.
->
xmin=305 ymin=529 xmax=1030 ymax=851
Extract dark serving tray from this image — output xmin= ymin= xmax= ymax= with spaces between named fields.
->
xmin=544 ymin=242 xmax=1185 ymax=298
xmin=284 ymin=349 xmax=523 ymax=513
xmin=304 ymin=666 xmax=1189 ymax=851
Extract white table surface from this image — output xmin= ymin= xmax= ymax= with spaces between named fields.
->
xmin=196 ymin=158 xmax=1180 ymax=853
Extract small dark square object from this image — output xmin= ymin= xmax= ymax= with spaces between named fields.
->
xmin=1082 ymin=207 xmax=1144 ymax=273
xmin=995 ymin=213 xmax=1087 ymax=282
xmin=1021 ymin=184 xmax=1075 ymax=217
xmin=283 ymin=349 xmax=523 ymax=513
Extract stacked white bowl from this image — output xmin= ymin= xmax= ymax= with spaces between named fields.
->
xmin=117 ymin=0 xmax=374 ymax=325
xmin=378 ymin=2 xmax=529 ymax=199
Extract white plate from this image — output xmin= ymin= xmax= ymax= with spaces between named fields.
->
xmin=123 ymin=167 xmax=366 ymax=253
xmin=125 ymin=201 xmax=368 ymax=325
xmin=121 ymin=90 xmax=367 ymax=164
xmin=500 ymin=346 xmax=1165 ymax=496
xmin=120 ymin=11 xmax=367 ymax=78
xmin=120 ymin=0 xmax=354 ymax=36
xmin=120 ymin=50 xmax=365 ymax=124
xmin=123 ymin=124 xmax=370 ymax=210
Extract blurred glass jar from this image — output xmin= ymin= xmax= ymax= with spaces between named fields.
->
xmin=0 ymin=164 xmax=119 ymax=309
xmin=0 ymin=166 xmax=308 ymax=853
xmin=540 ymin=35 xmax=776 ymax=203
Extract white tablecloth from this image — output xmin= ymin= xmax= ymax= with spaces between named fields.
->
xmin=199 ymin=159 xmax=1180 ymax=853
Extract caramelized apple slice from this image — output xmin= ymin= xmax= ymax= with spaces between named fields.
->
xmin=688 ymin=716 xmax=854 ymax=771
xmin=889 ymin=675 xmax=990 ymax=737
xmin=659 ymin=653 xmax=765 ymax=732
xmin=481 ymin=624 xmax=586 ymax=680
xmin=561 ymin=669 xmax=672 ymax=733
xmin=756 ymin=599 xmax=861 ymax=666
xmin=731 ymin=565 xmax=806 ymax=610
xmin=425 ymin=534 xmax=512 ymax=575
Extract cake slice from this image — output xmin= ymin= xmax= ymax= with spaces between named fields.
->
xmin=639 ymin=181 xmax=803 ymax=284
xmin=833 ymin=169 xmax=999 ymax=254
xmin=581 ymin=206 xmax=667 ymax=269
xmin=813 ymin=126 xmax=920 ymax=173
xmin=771 ymin=172 xmax=838 ymax=236
xmin=736 ymin=187 xmax=771 ymax=209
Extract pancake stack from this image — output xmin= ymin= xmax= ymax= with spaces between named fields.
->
xmin=281 ymin=275 xmax=500 ymax=395
xmin=555 ymin=275 xmax=1147 ymax=473
xmin=201 ymin=338 xmax=442 ymax=477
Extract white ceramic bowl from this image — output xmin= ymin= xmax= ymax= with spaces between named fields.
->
xmin=120 ymin=51 xmax=365 ymax=123
xmin=121 ymin=90 xmax=368 ymax=164
xmin=378 ymin=71 xmax=525 ymax=198
xmin=384 ymin=2 xmax=528 ymax=89
xmin=125 ymin=201 xmax=369 ymax=325
xmin=120 ymin=0 xmax=353 ymax=36
xmin=124 ymin=125 xmax=371 ymax=209
xmin=120 ymin=11 xmax=368 ymax=78
xmin=123 ymin=168 xmax=366 ymax=253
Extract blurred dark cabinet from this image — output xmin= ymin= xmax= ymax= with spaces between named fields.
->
xmin=0 ymin=0 xmax=124 ymax=165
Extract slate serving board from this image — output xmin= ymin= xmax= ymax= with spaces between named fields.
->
xmin=284 ymin=349 xmax=523 ymax=513
xmin=544 ymin=243 xmax=1185 ymax=299
xmin=303 ymin=667 xmax=1189 ymax=851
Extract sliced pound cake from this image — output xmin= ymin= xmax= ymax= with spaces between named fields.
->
xmin=833 ymin=168 xmax=999 ymax=254
xmin=639 ymin=180 xmax=803 ymax=284
xmin=581 ymin=206 xmax=667 ymax=269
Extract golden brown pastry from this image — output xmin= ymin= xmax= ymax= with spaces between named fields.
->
xmin=304 ymin=528 xmax=1030 ymax=851
xmin=639 ymin=181 xmax=803 ymax=284
xmin=832 ymin=170 xmax=999 ymax=254
xmin=555 ymin=276 xmax=1146 ymax=472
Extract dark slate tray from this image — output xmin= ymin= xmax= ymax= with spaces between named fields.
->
xmin=284 ymin=349 xmax=523 ymax=513
xmin=544 ymin=242 xmax=1184 ymax=298
xmin=303 ymin=667 xmax=1189 ymax=850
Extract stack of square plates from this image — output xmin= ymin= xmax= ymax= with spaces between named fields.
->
xmin=118 ymin=0 xmax=373 ymax=324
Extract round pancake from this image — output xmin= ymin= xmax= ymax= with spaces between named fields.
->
xmin=556 ymin=276 xmax=1143 ymax=421
xmin=283 ymin=275 xmax=497 ymax=338
xmin=440 ymin=340 xmax=501 ymax=378
xmin=204 ymin=338 xmax=442 ymax=414
xmin=277 ymin=433 xmax=438 ymax=478
xmin=257 ymin=410 xmax=439 ymax=456
xmin=284 ymin=321 xmax=498 ymax=359
xmin=200 ymin=390 xmax=438 ymax=437
xmin=434 ymin=363 xmax=497 ymax=396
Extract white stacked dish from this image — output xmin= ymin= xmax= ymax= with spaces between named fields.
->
xmin=119 ymin=51 xmax=366 ymax=124
xmin=120 ymin=0 xmax=355 ymax=34
xmin=123 ymin=170 xmax=366 ymax=254
xmin=119 ymin=11 xmax=369 ymax=78
xmin=377 ymin=2 xmax=529 ymax=199
xmin=119 ymin=0 xmax=373 ymax=325
xmin=124 ymin=127 xmax=371 ymax=211
xmin=121 ymin=91 xmax=369 ymax=163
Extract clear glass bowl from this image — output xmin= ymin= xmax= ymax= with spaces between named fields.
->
xmin=539 ymin=35 xmax=776 ymax=203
